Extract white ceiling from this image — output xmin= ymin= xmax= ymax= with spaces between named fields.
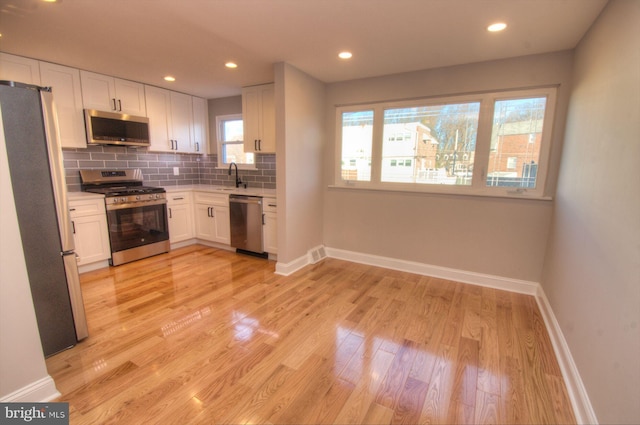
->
xmin=0 ymin=0 xmax=608 ymax=99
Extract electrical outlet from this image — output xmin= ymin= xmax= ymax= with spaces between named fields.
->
xmin=173 ymin=167 xmax=179 ymax=176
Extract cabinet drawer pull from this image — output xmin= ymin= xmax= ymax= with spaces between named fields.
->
xmin=173 ymin=197 xmax=184 ymax=201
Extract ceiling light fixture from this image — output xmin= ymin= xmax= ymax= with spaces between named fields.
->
xmin=338 ymin=51 xmax=353 ymax=60
xmin=164 ymin=76 xmax=176 ymax=82
xmin=225 ymin=62 xmax=238 ymax=69
xmin=487 ymin=22 xmax=507 ymax=32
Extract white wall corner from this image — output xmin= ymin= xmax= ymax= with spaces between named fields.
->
xmin=274 ymin=254 xmax=310 ymax=276
xmin=275 ymin=245 xmax=327 ymax=276
xmin=535 ymin=286 xmax=599 ymax=425
xmin=0 ymin=376 xmax=60 ymax=403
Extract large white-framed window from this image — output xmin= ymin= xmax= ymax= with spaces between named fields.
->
xmin=335 ymin=87 xmax=557 ymax=198
xmin=216 ymin=114 xmax=255 ymax=168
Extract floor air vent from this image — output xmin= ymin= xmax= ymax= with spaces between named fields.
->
xmin=308 ymin=246 xmax=327 ymax=264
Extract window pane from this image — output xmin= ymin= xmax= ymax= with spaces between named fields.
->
xmin=486 ymin=97 xmax=546 ymax=188
xmin=381 ymin=102 xmax=479 ymax=185
xmin=223 ymin=119 xmax=243 ymax=142
xmin=219 ymin=117 xmax=253 ymax=166
xmin=341 ymin=110 xmax=373 ymax=181
xmin=222 ymin=142 xmax=254 ymax=165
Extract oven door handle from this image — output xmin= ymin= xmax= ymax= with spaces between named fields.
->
xmin=106 ymin=199 xmax=167 ymax=211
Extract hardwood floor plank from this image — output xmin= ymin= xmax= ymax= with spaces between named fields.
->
xmin=449 ymin=337 xmax=479 ymax=407
xmin=43 ymin=245 xmax=575 ymax=424
xmin=375 ymin=340 xmax=419 ymax=409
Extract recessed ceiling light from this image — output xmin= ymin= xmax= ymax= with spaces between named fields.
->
xmin=225 ymin=62 xmax=238 ymax=69
xmin=164 ymin=76 xmax=176 ymax=82
xmin=487 ymin=22 xmax=507 ymax=32
xmin=338 ymin=51 xmax=353 ymax=60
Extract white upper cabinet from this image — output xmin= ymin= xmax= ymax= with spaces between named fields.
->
xmin=170 ymin=91 xmax=193 ymax=153
xmin=39 ymin=62 xmax=86 ymax=148
xmin=242 ymin=83 xmax=275 ymax=153
xmin=145 ymin=85 xmax=194 ymax=153
xmin=80 ymin=71 xmax=146 ymax=116
xmin=191 ymin=96 xmax=209 ymax=154
xmin=0 ymin=53 xmax=41 ymax=85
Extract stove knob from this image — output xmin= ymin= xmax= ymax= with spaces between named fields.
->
xmin=121 ymin=197 xmax=126 ymax=203
xmin=136 ymin=195 xmax=141 ymax=201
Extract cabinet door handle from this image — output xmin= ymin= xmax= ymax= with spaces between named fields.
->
xmin=196 ymin=142 xmax=200 ymax=152
xmin=111 ymin=98 xmax=117 ymax=111
xmin=71 ymin=220 xmax=76 ymax=234
xmin=118 ymin=99 xmax=122 ymax=111
xmin=262 ymin=213 xmax=265 ymax=225
xmin=254 ymin=139 xmax=258 ymax=151
xmin=258 ymin=139 xmax=262 ymax=151
xmin=169 ymin=207 xmax=172 ymax=219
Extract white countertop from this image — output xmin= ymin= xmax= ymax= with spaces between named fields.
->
xmin=67 ymin=191 xmax=105 ymax=201
xmin=164 ymin=184 xmax=276 ymax=198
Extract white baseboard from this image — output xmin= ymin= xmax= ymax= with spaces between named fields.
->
xmin=275 ymin=254 xmax=310 ymax=276
xmin=325 ymin=247 xmax=539 ymax=295
xmin=78 ymin=260 xmax=109 ymax=274
xmin=535 ymin=286 xmax=598 ymax=425
xmin=0 ymin=376 xmax=60 ymax=402
xmin=170 ymin=239 xmax=197 ymax=250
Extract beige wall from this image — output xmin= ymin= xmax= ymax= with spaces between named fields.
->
xmin=541 ymin=1 xmax=640 ymax=423
xmin=323 ymin=52 xmax=574 ymax=282
xmin=275 ymin=63 xmax=325 ymax=263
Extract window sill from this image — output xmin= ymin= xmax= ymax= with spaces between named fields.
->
xmin=327 ymin=184 xmax=553 ymax=201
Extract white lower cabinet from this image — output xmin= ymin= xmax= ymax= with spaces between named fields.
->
xmin=262 ymin=197 xmax=277 ymax=254
xmin=194 ymin=192 xmax=230 ymax=245
xmin=167 ymin=192 xmax=194 ymax=244
xmin=69 ymin=198 xmax=110 ymax=266
xmin=165 ymin=189 xmax=277 ymax=253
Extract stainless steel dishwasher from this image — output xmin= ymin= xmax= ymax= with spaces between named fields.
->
xmin=229 ymin=195 xmax=264 ymax=255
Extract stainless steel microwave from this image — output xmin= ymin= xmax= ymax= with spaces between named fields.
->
xmin=84 ymin=109 xmax=150 ymax=147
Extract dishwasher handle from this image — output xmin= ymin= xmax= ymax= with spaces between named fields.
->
xmin=229 ymin=195 xmax=262 ymax=205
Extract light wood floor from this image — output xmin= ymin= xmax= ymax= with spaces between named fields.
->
xmin=47 ymin=245 xmax=575 ymax=424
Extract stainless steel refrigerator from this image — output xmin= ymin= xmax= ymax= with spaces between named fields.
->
xmin=0 ymin=80 xmax=88 ymax=357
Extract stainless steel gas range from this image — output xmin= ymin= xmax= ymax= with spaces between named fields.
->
xmin=80 ymin=169 xmax=169 ymax=266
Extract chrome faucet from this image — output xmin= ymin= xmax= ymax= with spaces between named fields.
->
xmin=228 ymin=162 xmax=242 ymax=188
